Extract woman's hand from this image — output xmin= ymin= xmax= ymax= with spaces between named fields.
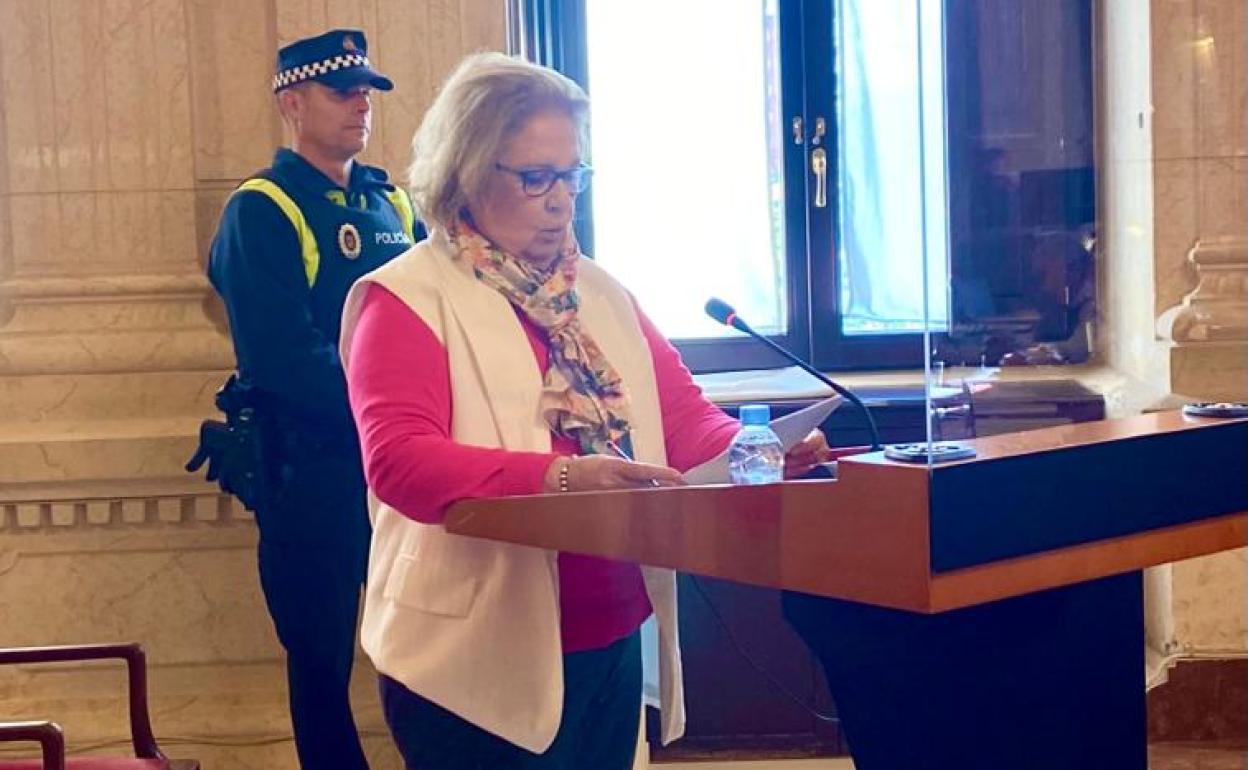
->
xmin=542 ymin=455 xmax=685 ymax=493
xmin=784 ymin=429 xmax=832 ymax=479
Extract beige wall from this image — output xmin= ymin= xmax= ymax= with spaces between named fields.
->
xmin=0 ymin=2 xmax=504 ymax=768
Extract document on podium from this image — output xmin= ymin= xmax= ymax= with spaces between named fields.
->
xmin=682 ymin=395 xmax=843 ymax=485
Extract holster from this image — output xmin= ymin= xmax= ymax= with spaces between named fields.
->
xmin=185 ymin=375 xmax=273 ymax=511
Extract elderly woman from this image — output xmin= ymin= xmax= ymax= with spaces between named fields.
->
xmin=340 ymin=53 xmax=829 ymax=769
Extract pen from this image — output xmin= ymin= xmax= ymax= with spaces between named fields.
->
xmin=604 ymin=439 xmax=663 ymax=488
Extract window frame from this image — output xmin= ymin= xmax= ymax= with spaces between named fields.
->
xmin=802 ymin=0 xmax=929 ymax=371
xmin=508 ymin=0 xmax=1096 ymax=374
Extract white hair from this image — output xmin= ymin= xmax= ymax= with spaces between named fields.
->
xmin=407 ymin=52 xmax=589 ymax=230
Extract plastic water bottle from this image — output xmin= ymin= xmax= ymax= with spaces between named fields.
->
xmin=728 ymin=404 xmax=785 ymax=485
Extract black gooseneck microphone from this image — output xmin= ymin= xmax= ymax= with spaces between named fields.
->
xmin=705 ymin=297 xmax=882 ymax=451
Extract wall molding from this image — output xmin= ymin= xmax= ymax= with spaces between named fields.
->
xmin=0 ymin=492 xmax=249 ymax=533
xmin=1158 ymin=237 xmax=1248 ymax=344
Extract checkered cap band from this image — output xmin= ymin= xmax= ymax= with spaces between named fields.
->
xmin=272 ymin=53 xmax=371 ymax=91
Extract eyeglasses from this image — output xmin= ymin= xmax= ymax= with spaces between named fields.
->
xmin=494 ymin=163 xmax=593 ymax=197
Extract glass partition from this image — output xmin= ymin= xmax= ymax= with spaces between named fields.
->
xmin=918 ymin=0 xmax=1100 ymax=464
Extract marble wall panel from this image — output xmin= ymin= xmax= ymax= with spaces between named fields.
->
xmin=49 ymin=193 xmax=102 ymax=275
xmin=193 ymin=186 xmax=231 ymax=267
xmin=149 ymin=0 xmax=197 ymax=187
xmin=186 ymin=0 xmax=280 ymax=183
xmin=1170 ymin=341 xmax=1248 ymax=400
xmin=0 ymin=23 xmax=8 ymax=204
xmin=1153 ymin=158 xmax=1199 ymax=315
xmin=3 ymin=287 xmax=214 ymax=337
xmin=274 ymin=0 xmax=335 ymax=40
xmin=371 ymin=0 xmax=505 ymax=179
xmin=1151 ymin=0 xmax=1196 ymax=161
xmin=461 ymin=0 xmax=507 ymax=59
xmin=1194 ymin=0 xmax=1247 ymax=158
xmin=98 ymin=191 xmax=199 ymax=273
xmin=1 ymin=658 xmax=403 ymax=769
xmin=47 ymin=0 xmax=110 ymax=193
xmin=99 ymin=0 xmax=193 ymax=190
xmin=329 ymin=0 xmax=382 ymax=33
xmin=5 ymin=193 xmax=61 ymax=278
xmin=7 ymin=191 xmax=199 ymax=276
xmin=0 ymin=0 xmax=14 ymax=303
xmin=427 ymin=0 xmax=469 ymax=110
xmin=1173 ymin=548 xmax=1248 ymax=652
xmin=0 ymin=545 xmax=267 ymax=659
xmin=374 ymin=0 xmax=436 ymax=177
xmin=1197 ymin=156 xmax=1248 ymax=238
xmin=46 ymin=0 xmax=194 ymax=194
xmin=2 ymin=0 xmax=198 ymax=281
xmin=2 ymin=659 xmax=289 ymax=730
xmin=0 ymin=67 xmax=9 ymax=290
xmin=272 ymin=0 xmax=389 ymax=87
xmin=0 ymin=430 xmax=200 ymax=486
xmin=0 ymin=199 xmax=11 ymax=290
xmin=0 ymin=0 xmax=58 ymax=195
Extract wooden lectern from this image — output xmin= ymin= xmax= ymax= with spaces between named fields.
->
xmin=447 ymin=411 xmax=1248 ymax=770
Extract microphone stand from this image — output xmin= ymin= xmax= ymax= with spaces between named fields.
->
xmin=734 ymin=328 xmax=883 ymax=452
xmin=705 ymin=298 xmax=978 ymax=462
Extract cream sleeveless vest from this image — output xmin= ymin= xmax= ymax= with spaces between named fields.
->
xmin=340 ymin=232 xmax=685 ymax=752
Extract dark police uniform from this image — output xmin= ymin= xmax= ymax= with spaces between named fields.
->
xmin=203 ymin=29 xmax=422 ymax=770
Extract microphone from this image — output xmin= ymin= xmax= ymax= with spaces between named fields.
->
xmin=705 ymin=298 xmax=882 ymax=451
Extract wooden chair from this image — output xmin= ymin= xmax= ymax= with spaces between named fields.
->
xmin=0 ymin=643 xmax=198 ymax=770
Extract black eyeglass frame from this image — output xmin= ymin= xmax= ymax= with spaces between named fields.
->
xmin=494 ymin=162 xmax=593 ymax=196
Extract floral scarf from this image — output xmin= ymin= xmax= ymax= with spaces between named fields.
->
xmin=447 ymin=217 xmax=632 ymax=456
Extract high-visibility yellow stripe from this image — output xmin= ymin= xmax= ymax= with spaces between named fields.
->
xmin=384 ymin=187 xmax=417 ymax=241
xmin=236 ymin=178 xmax=320 ymax=287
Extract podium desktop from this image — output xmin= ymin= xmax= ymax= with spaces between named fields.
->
xmin=446 ymin=411 xmax=1248 ymax=770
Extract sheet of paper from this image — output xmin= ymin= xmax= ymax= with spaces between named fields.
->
xmin=682 ymin=395 xmax=843 ymax=485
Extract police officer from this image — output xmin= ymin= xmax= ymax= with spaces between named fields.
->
xmin=206 ymin=30 xmax=422 ymax=770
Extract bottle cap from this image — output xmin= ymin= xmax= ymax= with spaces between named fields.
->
xmin=739 ymin=404 xmax=771 ymax=426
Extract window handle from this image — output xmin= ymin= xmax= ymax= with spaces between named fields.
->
xmin=811 ymin=147 xmax=828 ymax=208
xmin=811 ymin=117 xmax=826 ymax=146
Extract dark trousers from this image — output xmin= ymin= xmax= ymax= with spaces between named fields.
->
xmin=257 ymin=452 xmax=372 ymax=770
xmin=379 ymin=629 xmax=642 ymax=770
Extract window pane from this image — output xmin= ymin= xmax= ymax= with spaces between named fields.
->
xmin=836 ymin=0 xmax=949 ymax=335
xmin=585 ymin=0 xmax=787 ymax=338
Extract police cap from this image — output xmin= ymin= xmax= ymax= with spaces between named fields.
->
xmin=273 ymin=29 xmax=394 ymax=93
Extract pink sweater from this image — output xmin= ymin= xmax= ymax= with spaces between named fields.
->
xmin=346 ymin=282 xmax=737 ymax=652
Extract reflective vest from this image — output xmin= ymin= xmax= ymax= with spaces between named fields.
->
xmin=233 ymin=169 xmax=420 ymax=346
